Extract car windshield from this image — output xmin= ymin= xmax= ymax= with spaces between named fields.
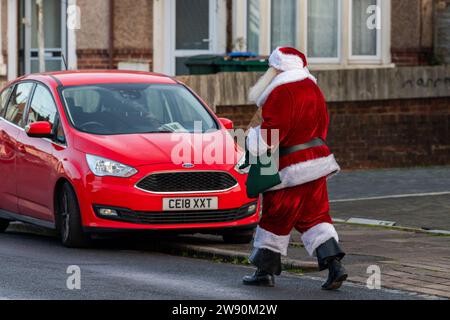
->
xmin=61 ymin=83 xmax=218 ymax=135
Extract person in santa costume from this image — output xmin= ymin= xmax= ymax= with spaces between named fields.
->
xmin=242 ymin=47 xmax=347 ymax=290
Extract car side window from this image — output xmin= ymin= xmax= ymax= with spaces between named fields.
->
xmin=4 ymin=82 xmax=34 ymax=127
xmin=0 ymin=86 xmax=13 ymax=117
xmin=26 ymin=84 xmax=57 ymax=126
xmin=55 ymin=119 xmax=66 ymax=144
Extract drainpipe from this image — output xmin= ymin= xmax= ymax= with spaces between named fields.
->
xmin=108 ymin=0 xmax=114 ymax=69
xmin=0 ymin=0 xmax=5 ymax=75
xmin=226 ymin=0 xmax=233 ymax=53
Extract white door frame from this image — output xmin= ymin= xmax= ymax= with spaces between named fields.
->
xmin=7 ymin=0 xmax=77 ymax=80
xmin=24 ymin=0 xmax=67 ymax=74
xmin=7 ymin=0 xmax=18 ymax=80
xmin=153 ymin=0 xmax=226 ymax=75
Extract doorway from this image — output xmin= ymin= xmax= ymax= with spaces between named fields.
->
xmin=168 ymin=0 xmax=224 ymax=75
xmin=19 ymin=0 xmax=67 ymax=75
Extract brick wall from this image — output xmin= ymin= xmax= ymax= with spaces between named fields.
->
xmin=215 ymin=97 xmax=450 ymax=170
xmin=391 ymin=49 xmax=433 ymax=66
xmin=390 ymin=0 xmax=435 ymax=66
xmin=216 ymin=105 xmax=259 ymax=129
xmin=76 ymin=49 xmax=152 ymax=70
xmin=76 ymin=0 xmax=153 ymax=71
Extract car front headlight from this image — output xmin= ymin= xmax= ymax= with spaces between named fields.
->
xmin=86 ymin=154 xmax=138 ymax=178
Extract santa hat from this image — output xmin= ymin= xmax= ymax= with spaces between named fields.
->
xmin=269 ymin=47 xmax=308 ymax=71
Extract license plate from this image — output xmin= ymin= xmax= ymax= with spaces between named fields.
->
xmin=163 ymin=197 xmax=218 ymax=211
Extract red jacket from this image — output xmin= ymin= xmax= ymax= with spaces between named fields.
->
xmin=248 ymin=70 xmax=340 ymax=191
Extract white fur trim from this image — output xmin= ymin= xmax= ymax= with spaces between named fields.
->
xmin=246 ymin=126 xmax=270 ymax=156
xmin=301 ymin=223 xmax=339 ymax=256
xmin=269 ymin=47 xmax=304 ymax=71
xmin=257 ymin=69 xmax=317 ymax=107
xmin=253 ymin=226 xmax=291 ymax=256
xmin=269 ymin=154 xmax=341 ymax=192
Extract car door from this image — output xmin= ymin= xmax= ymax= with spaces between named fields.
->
xmin=16 ymin=84 xmax=61 ymax=222
xmin=0 ymin=83 xmax=34 ymax=215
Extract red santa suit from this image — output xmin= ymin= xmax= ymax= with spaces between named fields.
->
xmin=247 ymin=47 xmax=341 ymax=258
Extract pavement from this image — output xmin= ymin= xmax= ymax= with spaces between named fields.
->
xmin=328 ymin=166 xmax=450 ymax=230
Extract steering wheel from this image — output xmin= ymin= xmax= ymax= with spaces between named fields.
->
xmin=79 ymin=121 xmax=107 ymax=131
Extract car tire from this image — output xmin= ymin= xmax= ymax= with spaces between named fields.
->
xmin=58 ymin=182 xmax=91 ymax=248
xmin=0 ymin=219 xmax=10 ymax=233
xmin=222 ymin=229 xmax=254 ymax=244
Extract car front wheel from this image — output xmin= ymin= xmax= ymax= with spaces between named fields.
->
xmin=58 ymin=182 xmax=91 ymax=248
xmin=0 ymin=219 xmax=10 ymax=233
xmin=222 ymin=229 xmax=255 ymax=244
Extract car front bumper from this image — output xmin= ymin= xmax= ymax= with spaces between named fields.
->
xmin=75 ymin=165 xmax=260 ymax=232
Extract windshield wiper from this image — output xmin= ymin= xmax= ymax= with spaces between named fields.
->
xmin=141 ymin=130 xmax=174 ymax=134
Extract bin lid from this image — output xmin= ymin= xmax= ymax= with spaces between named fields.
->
xmin=185 ymin=54 xmax=224 ymax=65
xmin=228 ymin=51 xmax=257 ymax=58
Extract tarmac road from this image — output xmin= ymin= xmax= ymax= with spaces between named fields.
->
xmin=0 ymin=229 xmax=426 ymax=300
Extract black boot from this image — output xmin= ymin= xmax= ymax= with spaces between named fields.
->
xmin=316 ymin=238 xmax=348 ymax=290
xmin=243 ymin=248 xmax=281 ymax=287
xmin=242 ymin=270 xmax=275 ymax=287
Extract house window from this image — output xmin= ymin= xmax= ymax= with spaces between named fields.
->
xmin=350 ymin=0 xmax=380 ymax=59
xmin=247 ymin=0 xmax=260 ymax=53
xmin=271 ymin=0 xmax=297 ymax=50
xmin=307 ymin=0 xmax=340 ymax=62
xmin=237 ymin=0 xmax=389 ymax=66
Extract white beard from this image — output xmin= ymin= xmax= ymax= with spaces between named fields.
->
xmin=248 ymin=67 xmax=278 ymax=104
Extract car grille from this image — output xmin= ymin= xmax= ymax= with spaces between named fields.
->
xmin=95 ymin=202 xmax=257 ymax=225
xmin=136 ymin=171 xmax=238 ymax=193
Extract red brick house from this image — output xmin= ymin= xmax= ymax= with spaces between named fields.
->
xmin=0 ymin=0 xmax=449 ymax=169
xmin=1 ymin=0 xmax=447 ymax=79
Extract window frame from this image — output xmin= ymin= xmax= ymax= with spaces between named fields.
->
xmin=0 ymin=86 xmax=14 ymax=118
xmin=1 ymin=80 xmax=67 ymax=146
xmin=25 ymin=83 xmax=59 ymax=127
xmin=3 ymin=81 xmax=36 ymax=128
xmin=348 ymin=0 xmax=382 ymax=63
xmin=233 ymin=0 xmax=391 ymax=67
xmin=57 ymin=83 xmax=220 ymax=136
xmin=269 ymin=0 xmax=299 ymax=51
xmin=304 ymin=0 xmax=343 ymax=64
xmin=24 ymin=82 xmax=67 ymax=146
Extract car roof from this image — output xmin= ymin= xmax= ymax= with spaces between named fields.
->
xmin=20 ymin=70 xmax=179 ymax=87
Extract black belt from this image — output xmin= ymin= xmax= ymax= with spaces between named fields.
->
xmin=279 ymin=138 xmax=326 ymax=157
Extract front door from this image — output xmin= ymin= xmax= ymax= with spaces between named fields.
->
xmin=20 ymin=0 xmax=67 ymax=75
xmin=170 ymin=0 xmax=219 ymax=75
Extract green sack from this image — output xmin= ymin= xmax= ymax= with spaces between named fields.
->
xmin=240 ymin=150 xmax=281 ymax=199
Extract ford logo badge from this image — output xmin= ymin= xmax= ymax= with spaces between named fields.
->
xmin=182 ymin=163 xmax=195 ymax=169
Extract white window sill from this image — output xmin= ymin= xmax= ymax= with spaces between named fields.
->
xmin=309 ymin=63 xmax=395 ymax=71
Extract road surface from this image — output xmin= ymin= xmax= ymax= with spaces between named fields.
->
xmin=0 ymin=229 xmax=424 ymax=300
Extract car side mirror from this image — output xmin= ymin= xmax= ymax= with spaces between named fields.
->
xmin=219 ymin=118 xmax=234 ymax=130
xmin=25 ymin=121 xmax=54 ymax=138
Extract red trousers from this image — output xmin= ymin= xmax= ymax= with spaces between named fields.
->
xmin=259 ymin=177 xmax=332 ymax=235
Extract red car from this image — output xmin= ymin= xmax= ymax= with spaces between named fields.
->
xmin=0 ymin=71 xmax=259 ymax=247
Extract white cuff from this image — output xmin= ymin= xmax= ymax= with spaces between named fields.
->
xmin=247 ymin=126 xmax=270 ymax=157
xmin=253 ymin=226 xmax=290 ymax=256
xmin=269 ymin=154 xmax=341 ymax=192
xmin=301 ymin=223 xmax=339 ymax=256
